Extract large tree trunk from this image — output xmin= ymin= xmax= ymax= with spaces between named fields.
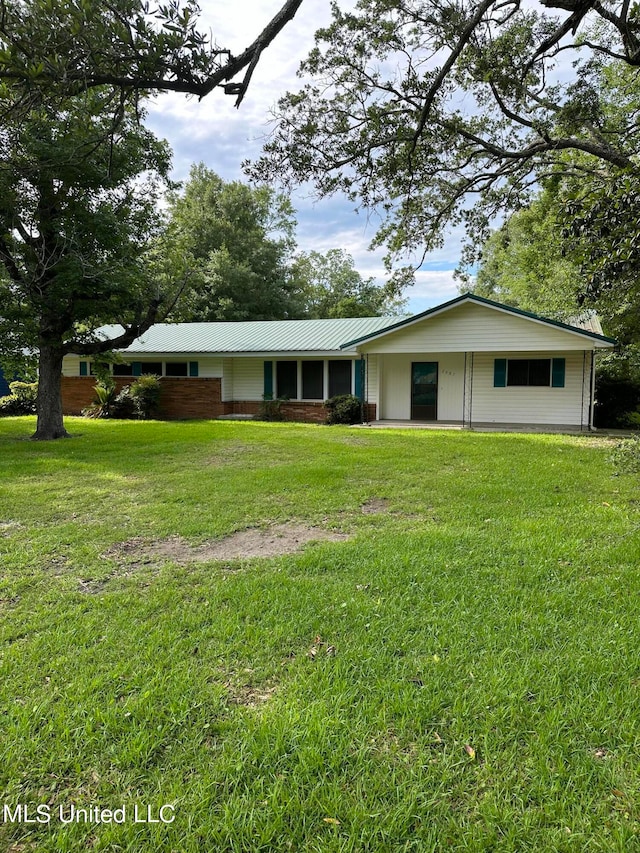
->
xmin=32 ymin=341 xmax=70 ymax=440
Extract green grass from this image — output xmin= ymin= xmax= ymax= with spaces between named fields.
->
xmin=1 ymin=416 xmax=639 ymax=852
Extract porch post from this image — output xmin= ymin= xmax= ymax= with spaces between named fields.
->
xmin=464 ymin=352 xmax=474 ymax=429
xmin=462 ymin=352 xmax=467 ymax=429
xmin=589 ymin=350 xmax=596 ymax=430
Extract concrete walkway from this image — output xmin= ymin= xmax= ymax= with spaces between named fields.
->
xmin=357 ymin=420 xmax=635 ymax=436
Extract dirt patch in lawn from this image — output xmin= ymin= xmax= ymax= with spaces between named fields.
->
xmin=227 ymin=682 xmax=278 ymax=708
xmin=361 ymin=497 xmax=391 ymax=514
xmin=104 ymin=523 xmax=350 ymax=567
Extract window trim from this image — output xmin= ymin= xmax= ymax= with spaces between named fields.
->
xmin=494 ymin=357 xmax=566 ymax=389
xmin=271 ymin=358 xmax=355 ymax=401
xmin=82 ymin=360 xmax=200 ymax=378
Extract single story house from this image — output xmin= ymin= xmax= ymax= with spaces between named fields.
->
xmin=61 ymin=293 xmax=616 ymax=429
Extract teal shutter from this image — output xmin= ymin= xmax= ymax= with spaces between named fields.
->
xmin=551 ymin=358 xmax=566 ymax=388
xmin=494 ymin=358 xmax=507 ymax=387
xmin=132 ymin=362 xmax=142 ymax=377
xmin=79 ymin=361 xmax=88 ymax=376
xmin=355 ymin=359 xmax=365 ymax=400
xmin=263 ymin=361 xmax=273 ymax=399
xmin=189 ymin=361 xmax=199 ymax=377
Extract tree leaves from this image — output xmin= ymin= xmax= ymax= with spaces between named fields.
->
xmin=0 ymin=0 xmax=305 ymax=113
xmin=248 ymin=0 xmax=640 ymax=272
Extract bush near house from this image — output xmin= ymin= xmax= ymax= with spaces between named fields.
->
xmin=258 ymin=395 xmax=286 ymax=422
xmin=324 ymin=393 xmax=363 ymax=425
xmin=83 ymin=375 xmax=162 ymax=420
xmin=0 ymin=381 xmax=38 ymax=416
xmin=127 ymin=374 xmax=162 ymax=419
xmin=82 ymin=379 xmax=117 ymax=419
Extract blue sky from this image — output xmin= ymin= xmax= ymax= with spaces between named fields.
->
xmin=145 ymin=0 xmax=463 ymax=313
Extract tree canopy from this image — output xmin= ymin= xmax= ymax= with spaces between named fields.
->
xmin=164 ymin=166 xmax=404 ymax=322
xmin=0 ymin=0 xmax=304 ymax=112
xmin=166 ymin=164 xmax=301 ymax=321
xmin=248 ymin=0 xmax=640 ymax=283
xmin=290 ymin=248 xmax=406 ymax=318
xmin=465 ymin=191 xmax=581 ymax=320
xmin=0 ymin=0 xmax=305 ymax=439
xmin=0 ymin=90 xmax=179 ymax=438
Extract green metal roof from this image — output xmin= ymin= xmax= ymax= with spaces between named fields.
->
xmin=95 ymin=316 xmax=398 ymax=355
xmin=89 ymin=294 xmax=615 ymax=357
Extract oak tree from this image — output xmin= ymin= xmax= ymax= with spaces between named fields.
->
xmin=249 ymin=0 xmax=640 ymax=283
xmin=0 ymin=0 xmax=304 ymax=439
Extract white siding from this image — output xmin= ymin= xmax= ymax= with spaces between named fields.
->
xmin=230 ymin=358 xmax=265 ymax=401
xmin=470 ymin=351 xmax=589 ymax=426
xmin=221 ymin=358 xmax=234 ymax=401
xmin=197 ymin=357 xmax=223 ymax=378
xmin=377 ymin=353 xmax=465 ymax=420
xmin=365 ymin=354 xmax=378 ymax=406
xmin=62 ymin=355 xmax=81 ymax=377
xmin=359 ymin=301 xmax=601 ymax=353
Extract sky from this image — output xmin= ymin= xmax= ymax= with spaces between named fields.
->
xmin=145 ymin=0 xmax=463 ymax=314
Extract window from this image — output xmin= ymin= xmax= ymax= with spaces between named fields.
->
xmin=270 ymin=359 xmax=358 ymax=400
xmin=507 ymin=359 xmax=551 ymax=386
xmin=276 ymin=361 xmax=297 ymax=399
xmin=112 ymin=363 xmax=134 ymax=376
xmin=328 ymin=360 xmax=352 ymax=397
xmin=140 ymin=362 xmax=163 ymax=375
xmin=302 ymin=361 xmax=324 ymax=399
xmin=165 ymin=362 xmax=188 ymax=377
xmin=495 ymin=358 xmax=564 ymax=388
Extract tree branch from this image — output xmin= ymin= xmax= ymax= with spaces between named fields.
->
xmin=411 ymin=0 xmax=500 ymax=153
xmin=0 ymin=0 xmax=305 ymax=104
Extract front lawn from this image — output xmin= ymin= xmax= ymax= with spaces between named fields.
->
xmin=1 ymin=417 xmax=638 ymax=852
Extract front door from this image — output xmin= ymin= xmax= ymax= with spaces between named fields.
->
xmin=411 ymin=362 xmax=438 ymax=421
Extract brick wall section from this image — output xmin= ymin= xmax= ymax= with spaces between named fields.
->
xmin=61 ymin=377 xmax=376 ymax=423
xmin=61 ymin=377 xmax=103 ymax=415
xmin=61 ymin=377 xmax=224 ymax=420
xmin=227 ymin=400 xmax=376 ymax=423
xmin=159 ymin=379 xmax=225 ymax=419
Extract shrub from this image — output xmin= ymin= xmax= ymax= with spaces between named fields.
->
xmin=623 ymin=410 xmax=640 ymax=429
xmin=258 ymin=395 xmax=286 ymax=422
xmin=609 ymin=434 xmax=640 ymax=474
xmin=129 ymin=374 xmax=161 ymax=419
xmin=110 ymin=386 xmax=138 ymax=419
xmin=324 ymin=394 xmax=363 ymax=425
xmin=0 ymin=381 xmax=38 ymax=416
xmin=83 ymin=375 xmax=161 ymax=419
xmin=594 ymin=376 xmax=640 ymax=427
xmin=82 ymin=379 xmax=116 ymax=419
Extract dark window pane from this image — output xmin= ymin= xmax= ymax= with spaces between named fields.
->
xmin=528 ymin=359 xmax=551 ymax=386
xmin=277 ymin=361 xmax=297 ymax=399
xmin=302 ymin=361 xmax=324 ymax=399
xmin=113 ymin=363 xmax=134 ymax=376
xmin=507 ymin=358 xmax=529 ymax=385
xmin=165 ymin=362 xmax=188 ymax=377
xmin=140 ymin=362 xmax=163 ymax=375
xmin=507 ymin=360 xmax=529 ymax=386
xmin=328 ymin=360 xmax=352 ymax=397
xmin=507 ymin=359 xmax=551 ymax=386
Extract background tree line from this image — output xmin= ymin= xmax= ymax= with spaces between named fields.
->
xmin=164 ymin=163 xmax=405 ymax=323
